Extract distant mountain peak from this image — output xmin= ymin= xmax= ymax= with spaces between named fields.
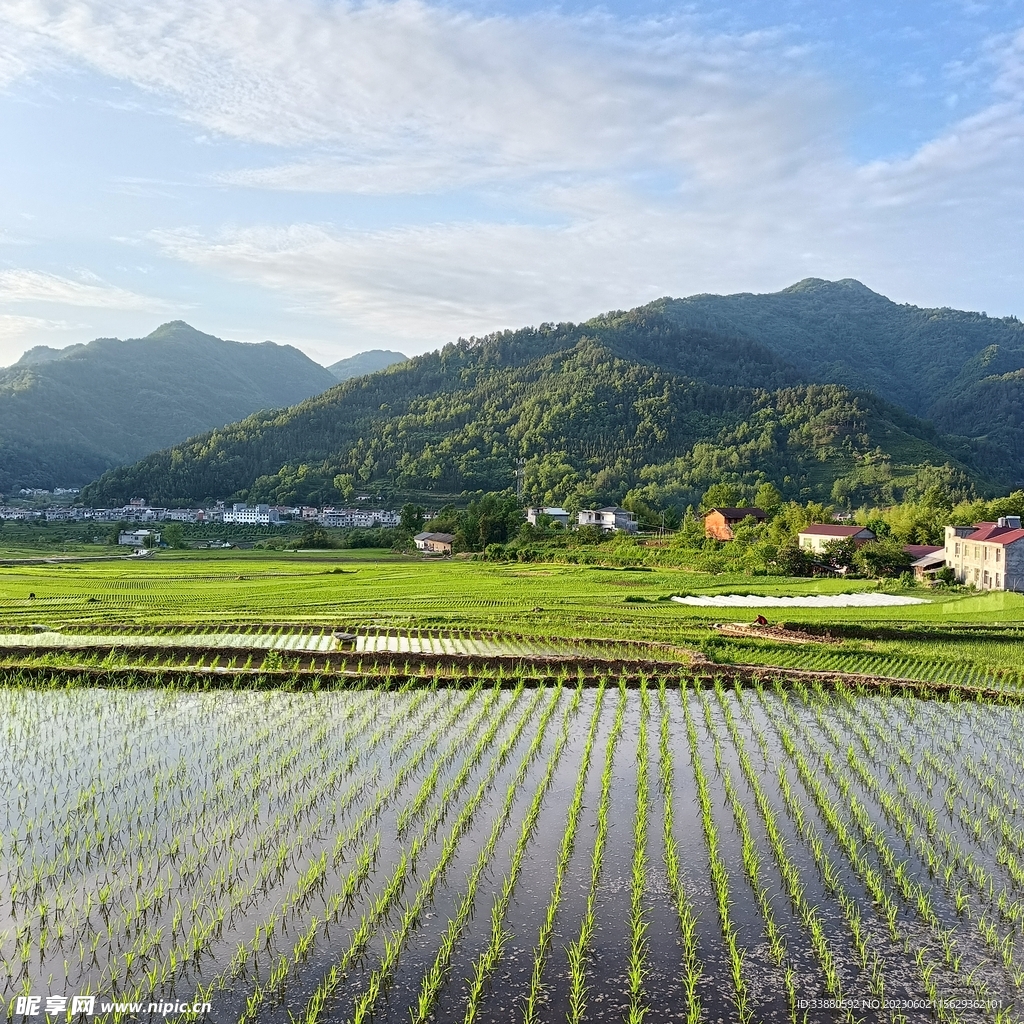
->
xmin=14 ymin=345 xmax=70 ymax=366
xmin=327 ymin=349 xmax=408 ymax=381
xmin=780 ymin=277 xmax=880 ymax=297
xmin=144 ymin=320 xmax=216 ymax=342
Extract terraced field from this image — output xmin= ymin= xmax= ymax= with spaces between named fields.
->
xmin=3 ymin=676 xmax=1024 ymax=1023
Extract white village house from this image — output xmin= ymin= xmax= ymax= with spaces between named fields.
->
xmin=117 ymin=528 xmax=160 ymax=547
xmin=797 ymin=524 xmax=876 ymax=554
xmin=526 ymin=506 xmax=571 ymax=528
xmin=577 ymin=507 xmax=638 ymax=534
xmin=945 ymin=518 xmax=1024 ymax=591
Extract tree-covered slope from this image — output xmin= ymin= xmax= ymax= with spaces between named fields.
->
xmin=82 ymin=309 xmax=976 ymax=510
xmin=0 ymin=321 xmax=337 ymax=491
xmin=326 ymin=350 xmax=407 ymax=380
xmin=655 ymin=278 xmax=1024 ymax=472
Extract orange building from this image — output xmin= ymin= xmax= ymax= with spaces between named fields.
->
xmin=703 ymin=507 xmax=766 ymax=541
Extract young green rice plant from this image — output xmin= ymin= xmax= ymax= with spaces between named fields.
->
xmin=656 ymin=679 xmax=702 ymax=1024
xmin=411 ymin=683 xmax=577 ymax=1024
xmin=565 ymin=679 xmax=625 ymax=1024
xmin=680 ymin=680 xmax=751 ymax=1022
xmin=520 ymin=683 xmax=605 ymax=1024
xmin=625 ymin=678 xmax=651 ymax=1024
xmin=300 ymin=682 xmax=561 ymax=1024
xmin=755 ymin=680 xmax=992 ymax=1012
xmin=354 ymin=682 xmax=579 ymax=1024
xmin=458 ymin=683 xmax=580 ymax=1024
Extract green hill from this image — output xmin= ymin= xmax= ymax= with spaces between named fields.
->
xmin=655 ymin=278 xmax=1024 ymax=477
xmin=326 ymin=350 xmax=408 ymax=380
xmin=81 ymin=305 xmax=979 ymax=511
xmin=0 ymin=322 xmax=337 ymax=492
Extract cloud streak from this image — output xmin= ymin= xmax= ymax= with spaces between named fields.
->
xmin=0 ymin=270 xmax=174 ymax=311
xmin=1 ymin=0 xmax=1023 ymax=353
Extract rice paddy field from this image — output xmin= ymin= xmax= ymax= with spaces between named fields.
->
xmin=4 ymin=551 xmax=1024 ymax=1022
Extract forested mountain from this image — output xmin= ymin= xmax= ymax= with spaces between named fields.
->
xmin=656 ymin=278 xmax=1024 ymax=477
xmin=327 ymin=350 xmax=407 ymax=380
xmin=0 ymin=322 xmax=337 ymax=491
xmin=82 ymin=305 xmax=980 ymax=511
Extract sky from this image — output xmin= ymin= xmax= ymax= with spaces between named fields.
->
xmin=0 ymin=0 xmax=1023 ymax=367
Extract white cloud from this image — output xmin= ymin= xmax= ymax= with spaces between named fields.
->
xmin=1 ymin=0 xmax=1023 ymax=348
xmin=0 ymin=0 xmax=831 ymax=188
xmin=0 ymin=269 xmax=175 ymax=311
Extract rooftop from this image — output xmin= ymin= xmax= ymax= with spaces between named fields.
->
xmin=961 ymin=522 xmax=1024 ymax=546
xmin=706 ymin=507 xmax=766 ymax=519
xmin=799 ymin=524 xmax=874 ymax=538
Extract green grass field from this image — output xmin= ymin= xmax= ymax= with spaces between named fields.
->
xmin=2 ymin=548 xmax=1023 ymax=688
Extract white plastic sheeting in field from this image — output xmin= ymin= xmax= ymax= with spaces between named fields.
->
xmin=671 ymin=593 xmax=928 ymax=607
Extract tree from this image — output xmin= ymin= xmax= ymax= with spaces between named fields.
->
xmin=854 ymin=540 xmax=913 ymax=578
xmin=754 ymin=482 xmax=783 ymax=518
xmin=820 ymin=537 xmax=857 ymax=573
xmin=399 ymin=503 xmax=425 ymax=534
xmin=770 ymin=540 xmax=812 ymax=577
xmin=296 ymin=526 xmax=336 ymax=549
xmin=162 ymin=523 xmax=186 ymax=549
xmin=699 ymin=483 xmax=742 ymax=513
xmin=333 ymin=473 xmax=355 ymax=502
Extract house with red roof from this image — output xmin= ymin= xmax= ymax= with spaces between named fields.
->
xmin=703 ymin=507 xmax=767 ymax=541
xmin=944 ymin=517 xmax=1024 ymax=591
xmin=797 ymin=523 xmax=876 ymax=554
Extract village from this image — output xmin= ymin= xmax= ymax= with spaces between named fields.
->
xmin=2 ymin=493 xmax=1022 ymax=591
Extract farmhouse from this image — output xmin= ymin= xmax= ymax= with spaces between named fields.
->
xmin=703 ymin=507 xmax=766 ymax=541
xmin=117 ymin=529 xmax=160 ymax=547
xmin=577 ymin=507 xmax=638 ymax=533
xmin=414 ymin=531 xmax=455 ymax=554
xmin=907 ymin=545 xmax=946 ymax=581
xmin=797 ymin=524 xmax=876 ymax=554
xmin=526 ymin=506 xmax=570 ymax=528
xmin=944 ymin=518 xmax=1024 ymax=591
xmin=222 ymin=503 xmax=281 ymax=526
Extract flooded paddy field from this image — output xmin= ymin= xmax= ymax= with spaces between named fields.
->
xmin=2 ymin=678 xmax=1021 ymax=1023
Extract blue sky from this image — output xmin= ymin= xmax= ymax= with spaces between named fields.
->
xmin=1 ymin=0 xmax=1022 ymax=366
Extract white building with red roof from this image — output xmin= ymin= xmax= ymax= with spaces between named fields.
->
xmin=797 ymin=523 xmax=876 ymax=554
xmin=945 ymin=518 xmax=1024 ymax=591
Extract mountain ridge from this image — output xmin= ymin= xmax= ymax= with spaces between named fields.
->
xmin=80 ymin=293 xmax=989 ymax=511
xmin=0 ymin=322 xmax=339 ymax=492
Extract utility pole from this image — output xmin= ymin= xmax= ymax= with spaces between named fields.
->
xmin=514 ymin=458 xmax=526 ymax=502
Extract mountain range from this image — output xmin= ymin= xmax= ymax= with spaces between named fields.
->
xmin=80 ymin=279 xmax=1024 ymax=511
xmin=0 ymin=322 xmax=338 ymax=492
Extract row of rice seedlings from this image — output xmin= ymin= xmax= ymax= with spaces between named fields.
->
xmin=697 ymin=686 xmax=806 ymax=1015
xmin=680 ymin=681 xmax=750 ymax=1021
xmin=6 ymin=691 xmax=365 ymax=965
xmin=460 ymin=682 xmax=584 ymax=1024
xmin=412 ymin=682 xmax=582 ymax=1023
xmin=776 ymin=681 xmax=941 ymax=926
xmin=519 ymin=682 xmax=606 ymax=1024
xmin=828 ymin=689 xmax=1024 ymax=998
xmin=832 ymin=687 xmax=1024 ymax=981
xmin=565 ymin=682 xmax=627 ymax=1024
xmin=714 ymin=682 xmax=877 ymax=1015
xmin=395 ymin=681 xmax=509 ymax=835
xmin=756 ymin=682 xmax=985 ymax=1015
xmin=9 ymin=690 xmax=422 ymax=1003
xmin=111 ymin=693 xmax=424 ymax=998
xmin=232 ymin=831 xmax=383 ymax=1024
xmin=729 ymin=684 xmax=894 ymax=998
xmin=655 ymin=681 xmax=701 ymax=1023
xmin=305 ymin=681 xmax=564 ymax=1024
xmin=405 ymin=682 xmax=531 ymax=860
xmin=625 ymin=679 xmax=651 ymax=1024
